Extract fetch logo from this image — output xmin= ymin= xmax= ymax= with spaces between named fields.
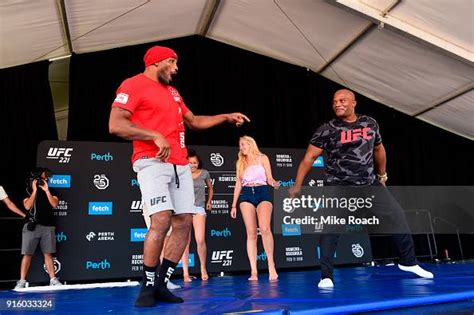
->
xmin=88 ymin=202 xmax=113 ymax=215
xmin=86 ymin=259 xmax=111 ymax=270
xmin=46 ymin=147 xmax=73 ymax=163
xmin=177 ymin=254 xmax=195 ymax=268
xmin=210 ymin=228 xmax=232 ymax=238
xmin=340 ymin=127 xmax=373 ymax=144
xmin=48 ymin=175 xmax=71 ymax=188
xmin=91 ymin=152 xmax=113 ymax=162
xmin=130 ymin=228 xmax=148 ymax=242
xmin=312 ymin=156 xmax=324 ymax=167
xmin=282 ymin=224 xmax=301 ymax=236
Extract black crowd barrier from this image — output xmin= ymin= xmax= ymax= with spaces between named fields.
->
xmin=28 ymin=141 xmax=372 ymax=282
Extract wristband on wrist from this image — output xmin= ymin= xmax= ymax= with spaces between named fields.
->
xmin=377 ymin=173 xmax=388 ymax=182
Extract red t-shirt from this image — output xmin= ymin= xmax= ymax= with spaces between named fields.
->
xmin=112 ymin=74 xmax=190 ymax=165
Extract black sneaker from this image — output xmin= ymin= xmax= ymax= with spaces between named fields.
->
xmin=155 ymin=285 xmax=184 ymax=303
xmin=135 ymin=286 xmax=156 ymax=307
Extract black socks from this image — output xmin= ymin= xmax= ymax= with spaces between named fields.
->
xmin=135 ymin=260 xmax=183 ymax=307
xmin=156 ymin=259 xmax=177 ymax=287
xmin=135 ymin=264 xmax=158 ymax=307
xmin=155 ymin=259 xmax=183 ymax=303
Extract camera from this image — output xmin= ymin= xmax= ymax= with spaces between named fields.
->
xmin=27 ymin=167 xmax=52 ymax=189
xmin=25 ymin=212 xmax=37 ymax=231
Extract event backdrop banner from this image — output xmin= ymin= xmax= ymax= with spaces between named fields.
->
xmin=29 ymin=141 xmax=372 ymax=282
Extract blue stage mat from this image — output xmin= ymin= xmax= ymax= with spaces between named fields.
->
xmin=1 ymin=262 xmax=473 ymax=314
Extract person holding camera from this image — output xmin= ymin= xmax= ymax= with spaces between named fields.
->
xmin=0 ymin=185 xmax=26 ymax=218
xmin=15 ymin=169 xmax=63 ymax=289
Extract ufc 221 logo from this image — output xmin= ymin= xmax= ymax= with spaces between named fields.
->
xmin=47 ymin=147 xmax=73 ymax=163
xmin=211 ymin=250 xmax=233 ymax=266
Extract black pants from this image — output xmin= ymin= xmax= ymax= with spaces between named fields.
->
xmin=319 ymin=182 xmax=417 ymax=280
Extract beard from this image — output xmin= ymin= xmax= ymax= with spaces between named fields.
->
xmin=158 ymin=73 xmax=170 ymax=85
xmin=157 ymin=70 xmax=176 ymax=85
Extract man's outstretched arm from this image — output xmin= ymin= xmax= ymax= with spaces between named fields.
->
xmin=183 ymin=111 xmax=250 ymax=130
xmin=2 ymin=197 xmax=25 ymax=218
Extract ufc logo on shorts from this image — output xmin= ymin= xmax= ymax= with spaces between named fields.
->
xmin=47 ymin=147 xmax=73 ymax=163
xmin=150 ymin=196 xmax=167 ymax=206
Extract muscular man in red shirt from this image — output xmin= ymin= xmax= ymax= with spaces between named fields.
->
xmin=109 ymin=46 xmax=249 ymax=307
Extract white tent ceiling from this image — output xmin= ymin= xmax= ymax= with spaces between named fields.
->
xmin=1 ymin=0 xmax=473 ymax=139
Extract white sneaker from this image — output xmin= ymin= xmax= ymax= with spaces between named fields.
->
xmin=14 ymin=279 xmax=28 ymax=289
xmin=318 ymin=278 xmax=334 ymax=288
xmin=398 ymin=264 xmax=434 ymax=279
xmin=49 ymin=277 xmax=63 ymax=286
xmin=166 ymin=280 xmax=181 ymax=290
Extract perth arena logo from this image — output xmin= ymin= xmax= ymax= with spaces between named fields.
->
xmin=86 ymin=231 xmax=115 ymax=242
xmin=308 ymin=179 xmax=324 ymax=187
xmin=46 ymin=147 xmax=73 ymax=163
xmin=93 ymin=174 xmax=109 ymax=190
xmin=86 ymin=232 xmax=96 ymax=241
xmin=210 ymin=153 xmax=224 ymax=167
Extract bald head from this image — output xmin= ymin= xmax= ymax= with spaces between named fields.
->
xmin=333 ymin=89 xmax=357 ymax=121
xmin=334 ymin=89 xmax=356 ymax=101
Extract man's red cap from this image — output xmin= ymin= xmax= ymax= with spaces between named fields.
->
xmin=143 ymin=46 xmax=178 ymax=67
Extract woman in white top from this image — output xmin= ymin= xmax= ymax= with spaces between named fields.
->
xmin=231 ymin=136 xmax=279 ymax=281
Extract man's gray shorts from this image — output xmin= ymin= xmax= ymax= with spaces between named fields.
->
xmin=134 ymin=158 xmax=195 ymax=222
xmin=21 ymin=224 xmax=56 ymax=255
